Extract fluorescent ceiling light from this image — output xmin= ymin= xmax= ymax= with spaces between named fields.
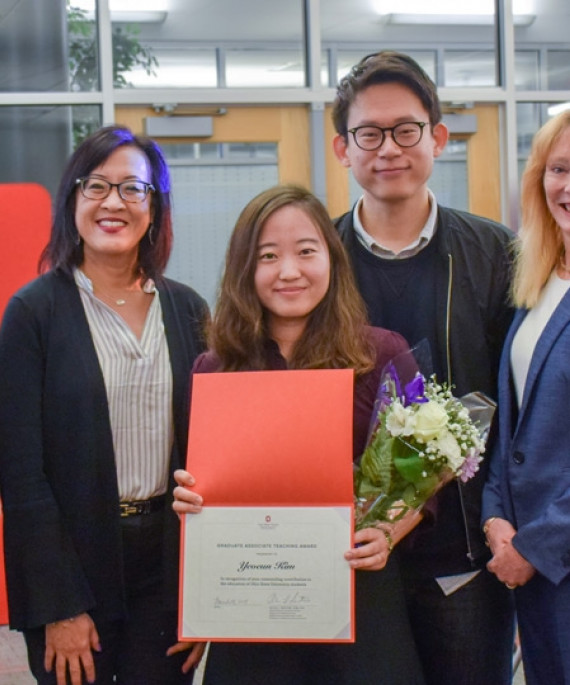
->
xmin=70 ymin=1 xmax=168 ymax=22
xmin=371 ymin=0 xmax=534 ymax=12
xmin=71 ymin=0 xmax=168 ymax=9
xmin=372 ymin=0 xmax=536 ymax=25
xmin=385 ymin=12 xmax=535 ymax=26
xmin=111 ymin=11 xmax=167 ymax=22
xmin=548 ymin=102 xmax=570 ymax=116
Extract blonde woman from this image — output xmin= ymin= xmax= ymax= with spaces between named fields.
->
xmin=483 ymin=110 xmax=570 ymax=685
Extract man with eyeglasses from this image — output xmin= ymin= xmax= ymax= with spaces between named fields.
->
xmin=332 ymin=51 xmax=516 ymax=685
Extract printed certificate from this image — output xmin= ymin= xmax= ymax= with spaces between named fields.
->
xmin=180 ymin=506 xmax=352 ymax=641
xmin=179 ymin=369 xmax=355 ymax=642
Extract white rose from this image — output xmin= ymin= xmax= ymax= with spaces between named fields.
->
xmin=413 ymin=401 xmax=448 ymax=442
xmin=386 ymin=401 xmax=416 ymax=437
xmin=433 ymin=431 xmax=463 ymax=470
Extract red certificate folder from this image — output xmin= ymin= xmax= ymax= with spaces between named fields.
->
xmin=184 ymin=369 xmax=354 ymax=505
xmin=179 ymin=369 xmax=355 ymax=642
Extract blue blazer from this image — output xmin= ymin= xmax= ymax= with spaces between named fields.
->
xmin=482 ymin=289 xmax=570 ymax=585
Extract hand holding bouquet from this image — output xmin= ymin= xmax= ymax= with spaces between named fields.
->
xmin=354 ymin=361 xmax=495 ymax=531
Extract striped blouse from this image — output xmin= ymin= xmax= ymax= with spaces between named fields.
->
xmin=74 ymin=268 xmax=173 ymax=501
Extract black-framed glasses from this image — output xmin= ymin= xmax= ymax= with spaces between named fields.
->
xmin=76 ymin=177 xmax=155 ymax=203
xmin=347 ymin=121 xmax=428 ymax=151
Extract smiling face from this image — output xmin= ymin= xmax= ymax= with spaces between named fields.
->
xmin=75 ymin=145 xmax=153 ymax=266
xmin=544 ymin=126 xmax=570 ymax=239
xmin=254 ymin=204 xmax=331 ymax=342
xmin=333 ymin=81 xmax=448 ymax=207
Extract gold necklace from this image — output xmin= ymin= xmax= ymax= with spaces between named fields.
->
xmin=90 ymin=277 xmax=155 ymax=306
xmin=94 ymin=283 xmax=132 ymax=306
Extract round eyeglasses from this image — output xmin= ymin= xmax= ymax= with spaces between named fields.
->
xmin=76 ymin=177 xmax=155 ymax=203
xmin=347 ymin=121 xmax=428 ymax=151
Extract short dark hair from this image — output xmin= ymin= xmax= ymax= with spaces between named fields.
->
xmin=40 ymin=125 xmax=173 ymax=279
xmin=332 ymin=51 xmax=442 ymax=137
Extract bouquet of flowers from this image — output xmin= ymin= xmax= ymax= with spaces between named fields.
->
xmin=354 ymin=360 xmax=495 ymax=531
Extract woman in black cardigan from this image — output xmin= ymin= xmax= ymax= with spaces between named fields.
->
xmin=0 ymin=126 xmax=208 ymax=684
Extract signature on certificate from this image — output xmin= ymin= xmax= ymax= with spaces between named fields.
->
xmin=214 ymin=597 xmax=253 ymax=608
xmin=267 ymin=592 xmax=311 ymax=606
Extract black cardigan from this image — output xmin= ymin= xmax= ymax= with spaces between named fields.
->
xmin=0 ymin=269 xmax=208 ymax=630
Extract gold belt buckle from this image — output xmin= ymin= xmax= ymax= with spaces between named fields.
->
xmin=120 ymin=503 xmax=139 ymax=517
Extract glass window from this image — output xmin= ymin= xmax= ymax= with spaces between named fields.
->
xmin=547 ymin=50 xmax=570 ymax=90
xmin=117 ymin=46 xmax=217 ymax=88
xmin=226 ymin=48 xmax=304 ymax=88
xmin=514 ymin=0 xmax=569 ymax=91
xmin=0 ymin=105 xmax=101 ymax=197
xmin=110 ymin=22 xmax=162 ymax=88
xmin=515 ymin=51 xmax=540 ymax=90
xmin=161 ymin=142 xmax=278 ymax=162
xmin=321 ymin=1 xmax=496 ymax=88
xmin=111 ymin=0 xmax=305 ymax=89
xmin=0 ymin=0 xmax=99 ymax=93
xmin=516 ymin=102 xmax=543 ymax=161
xmin=429 ymin=140 xmax=468 ymax=211
xmin=68 ymin=1 xmax=99 ymax=92
xmin=444 ymin=50 xmax=496 ymax=87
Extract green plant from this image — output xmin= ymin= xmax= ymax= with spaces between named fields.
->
xmin=67 ymin=2 xmax=158 ymax=91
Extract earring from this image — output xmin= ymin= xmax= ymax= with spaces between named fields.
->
xmin=147 ymin=223 xmax=155 ymax=246
xmin=74 ymin=230 xmax=81 ymax=246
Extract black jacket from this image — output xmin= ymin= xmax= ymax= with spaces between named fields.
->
xmin=336 ymin=205 xmax=515 ymax=575
xmin=0 ymin=270 xmax=208 ymax=630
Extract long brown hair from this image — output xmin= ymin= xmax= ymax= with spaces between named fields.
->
xmin=210 ymin=185 xmax=375 ymax=374
xmin=514 ymin=110 xmax=570 ymax=308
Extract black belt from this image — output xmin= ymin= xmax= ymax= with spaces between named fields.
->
xmin=119 ymin=495 xmax=166 ymax=518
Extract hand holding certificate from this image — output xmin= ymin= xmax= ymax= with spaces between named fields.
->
xmin=179 ymin=369 xmax=355 ymax=642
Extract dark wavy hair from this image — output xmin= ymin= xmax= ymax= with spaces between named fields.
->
xmin=209 ymin=184 xmax=375 ymax=375
xmin=39 ymin=125 xmax=172 ymax=279
xmin=332 ymin=50 xmax=442 ymax=138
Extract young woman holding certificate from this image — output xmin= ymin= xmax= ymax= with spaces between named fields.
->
xmin=171 ymin=185 xmax=425 ymax=684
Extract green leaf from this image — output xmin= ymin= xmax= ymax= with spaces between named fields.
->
xmin=393 ymin=452 xmax=425 ymax=483
xmin=359 ymin=429 xmax=395 ymax=493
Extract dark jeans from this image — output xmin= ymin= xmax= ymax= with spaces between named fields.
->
xmin=403 ymin=568 xmax=515 ymax=685
xmin=24 ymin=510 xmax=194 ymax=685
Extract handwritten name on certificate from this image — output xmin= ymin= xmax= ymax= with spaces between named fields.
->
xmin=180 ymin=506 xmax=353 ymax=642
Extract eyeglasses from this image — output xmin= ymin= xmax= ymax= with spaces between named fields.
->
xmin=347 ymin=121 xmax=428 ymax=151
xmin=76 ymin=177 xmax=155 ymax=203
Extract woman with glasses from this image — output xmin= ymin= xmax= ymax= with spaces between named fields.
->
xmin=0 ymin=126 xmax=208 ymax=684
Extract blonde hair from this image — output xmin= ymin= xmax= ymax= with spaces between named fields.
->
xmin=209 ymin=185 xmax=375 ymax=375
xmin=514 ymin=110 xmax=570 ymax=308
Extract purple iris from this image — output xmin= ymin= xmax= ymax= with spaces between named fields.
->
xmin=381 ymin=364 xmax=427 ymax=407
xmin=403 ymin=374 xmax=427 ymax=406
